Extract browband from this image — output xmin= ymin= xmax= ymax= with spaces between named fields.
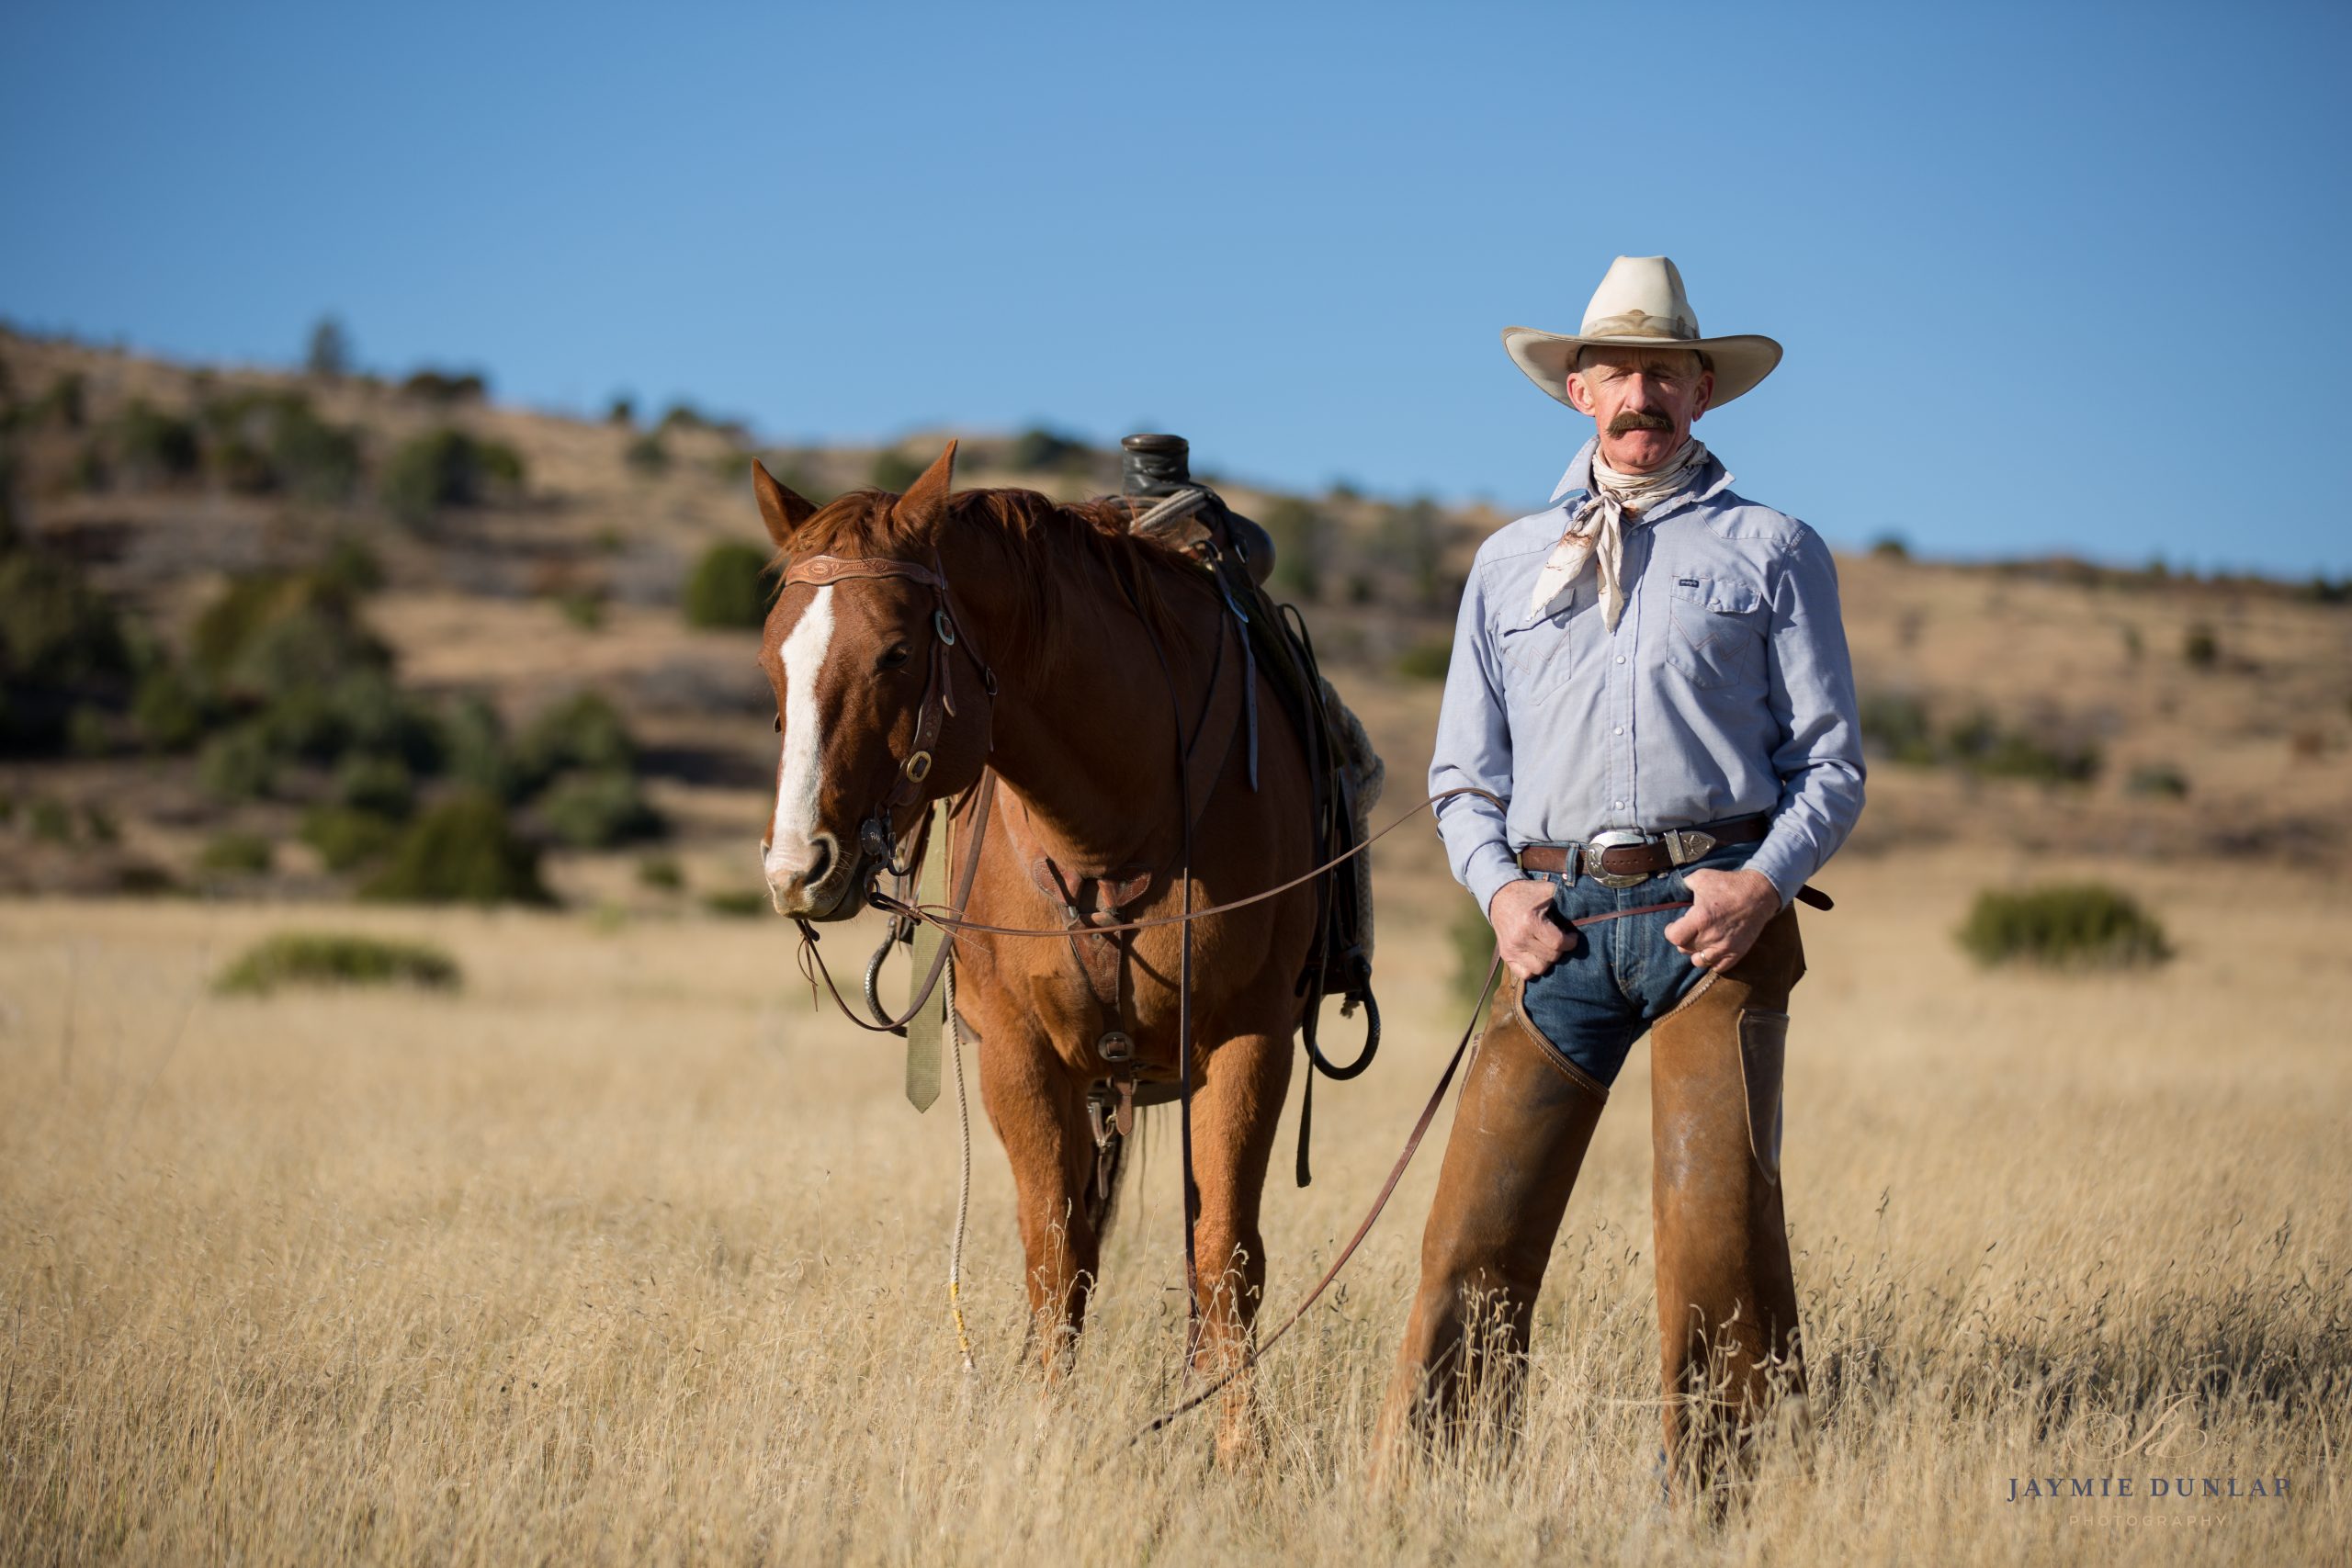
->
xmin=782 ymin=555 xmax=947 ymax=591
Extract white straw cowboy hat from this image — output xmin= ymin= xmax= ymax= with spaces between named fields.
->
xmin=1502 ymin=254 xmax=1783 ymax=408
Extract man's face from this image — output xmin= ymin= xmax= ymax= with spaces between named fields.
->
xmin=1564 ymin=347 xmax=1713 ymax=473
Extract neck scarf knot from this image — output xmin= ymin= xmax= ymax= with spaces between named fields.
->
xmin=1527 ymin=438 xmax=1713 ymax=627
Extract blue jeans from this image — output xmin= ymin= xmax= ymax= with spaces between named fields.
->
xmin=1516 ymin=840 xmax=1762 ymax=1089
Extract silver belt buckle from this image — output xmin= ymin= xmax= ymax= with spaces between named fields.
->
xmin=1581 ymin=828 xmax=1655 ymax=889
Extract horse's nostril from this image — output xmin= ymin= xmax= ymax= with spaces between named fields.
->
xmin=804 ymin=837 xmax=832 ymax=886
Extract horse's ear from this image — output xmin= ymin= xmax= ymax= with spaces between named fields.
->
xmin=890 ymin=440 xmax=958 ymax=525
xmin=751 ymin=459 xmax=818 ymax=550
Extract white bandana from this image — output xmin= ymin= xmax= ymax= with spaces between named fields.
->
xmin=1526 ymin=438 xmax=1713 ymax=627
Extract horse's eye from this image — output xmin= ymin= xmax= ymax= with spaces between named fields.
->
xmin=878 ymin=643 xmax=911 ymax=671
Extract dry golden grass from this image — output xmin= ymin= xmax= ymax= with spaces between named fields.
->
xmin=3 ymin=848 xmax=2346 ymax=1566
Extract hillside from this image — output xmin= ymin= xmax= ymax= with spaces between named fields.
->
xmin=3 ymin=328 xmax=2348 ymax=907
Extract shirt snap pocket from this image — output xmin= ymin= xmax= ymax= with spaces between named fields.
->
xmin=1497 ymin=582 xmax=1592 ymax=699
xmin=1666 ymin=575 xmax=1766 ymax=690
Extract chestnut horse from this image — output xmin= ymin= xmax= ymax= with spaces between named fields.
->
xmin=750 ymin=443 xmax=1321 ymax=1456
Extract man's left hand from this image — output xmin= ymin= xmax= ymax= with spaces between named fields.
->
xmin=1663 ymin=868 xmax=1781 ymax=972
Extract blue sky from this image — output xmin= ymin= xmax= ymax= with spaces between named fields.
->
xmin=5 ymin=1 xmax=2348 ymax=575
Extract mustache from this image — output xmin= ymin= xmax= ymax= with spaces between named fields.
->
xmin=1607 ymin=410 xmax=1676 ymax=434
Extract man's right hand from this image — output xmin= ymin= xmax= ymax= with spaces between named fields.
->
xmin=1487 ymin=878 xmax=1577 ymax=980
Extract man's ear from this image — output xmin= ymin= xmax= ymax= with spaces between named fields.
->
xmin=889 ymin=440 xmax=957 ymax=526
xmin=752 ymin=459 xmax=819 ymax=551
xmin=1690 ymin=368 xmax=1715 ymax=422
xmin=1562 ymin=363 xmax=1598 ymax=417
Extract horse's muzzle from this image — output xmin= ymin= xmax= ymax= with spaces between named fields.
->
xmin=763 ymin=830 xmax=862 ymax=919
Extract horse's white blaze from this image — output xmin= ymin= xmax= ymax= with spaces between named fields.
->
xmin=766 ymin=585 xmax=835 ymax=877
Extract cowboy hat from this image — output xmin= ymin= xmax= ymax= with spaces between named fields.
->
xmin=1502 ymin=254 xmax=1782 ymax=408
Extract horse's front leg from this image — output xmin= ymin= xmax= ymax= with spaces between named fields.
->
xmin=977 ymin=1021 xmax=1098 ymax=1373
xmin=1185 ymin=1028 xmax=1293 ymax=1463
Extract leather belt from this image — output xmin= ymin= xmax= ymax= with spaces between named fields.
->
xmin=1516 ymin=812 xmax=1772 ymax=888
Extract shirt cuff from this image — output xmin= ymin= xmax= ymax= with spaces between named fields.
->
xmin=1464 ymin=843 xmax=1524 ymax=919
xmin=1741 ymin=829 xmax=1815 ymax=909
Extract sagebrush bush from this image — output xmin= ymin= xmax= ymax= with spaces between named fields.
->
xmin=1394 ymin=638 xmax=1451 ymax=682
xmin=1958 ymin=884 xmax=2172 ymax=968
xmin=362 ymin=794 xmax=552 ymax=906
xmin=300 ymin=807 xmax=402 ymax=873
xmin=132 ymin=663 xmax=210 ymax=752
xmin=334 ymin=754 xmax=416 ymax=818
xmin=1449 ymin=898 xmax=1498 ymax=1003
xmin=198 ymin=830 xmax=275 ymax=874
xmin=380 ymin=429 xmax=525 ymax=526
xmin=213 ymin=931 xmax=460 ymax=995
xmin=1259 ymin=498 xmax=1326 ymax=601
xmin=868 ymin=450 xmax=924 ymax=491
xmin=197 ymin=725 xmax=278 ymax=800
xmin=682 ymin=541 xmax=775 ymax=630
xmin=625 ymin=434 xmax=670 ymax=475
xmin=537 ymin=769 xmax=664 ymax=849
xmin=1006 ymin=427 xmax=1088 ymax=473
xmin=112 ymin=400 xmax=203 ymax=485
xmin=515 ymin=690 xmax=636 ymax=791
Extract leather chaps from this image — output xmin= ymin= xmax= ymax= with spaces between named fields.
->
xmin=1376 ymin=907 xmax=1808 ymax=1494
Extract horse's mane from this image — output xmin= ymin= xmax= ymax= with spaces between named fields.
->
xmin=770 ymin=486 xmax=1211 ymax=665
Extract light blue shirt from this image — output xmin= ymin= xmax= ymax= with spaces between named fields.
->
xmin=1430 ymin=437 xmax=1865 ymax=915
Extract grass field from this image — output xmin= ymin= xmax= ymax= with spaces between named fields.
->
xmin=3 ymin=847 xmax=2346 ymax=1566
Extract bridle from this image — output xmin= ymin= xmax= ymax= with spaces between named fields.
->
xmin=770 ymin=553 xmax=998 ymax=885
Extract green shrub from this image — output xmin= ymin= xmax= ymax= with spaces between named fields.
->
xmin=113 ymin=400 xmax=202 ymax=485
xmin=32 ymin=373 xmax=86 ymax=430
xmin=334 ymin=753 xmax=416 ymax=818
xmin=1007 ymin=426 xmax=1089 ymax=472
xmin=2183 ymin=623 xmax=2220 ymax=669
xmin=1449 ymin=899 xmax=1498 ymax=1003
xmin=701 ymin=888 xmax=767 ymax=919
xmin=557 ymin=588 xmax=606 ymax=631
xmin=537 ymin=768 xmax=664 ymax=848
xmin=317 ymin=537 xmax=385 ymax=596
xmin=198 ymin=390 xmax=362 ymax=502
xmin=869 ymin=450 xmax=925 ymax=491
xmin=29 ymin=797 xmax=74 ymax=843
xmin=82 ymin=804 xmax=119 ymax=844
xmin=1943 ymin=712 xmax=2100 ymax=784
xmin=362 ymin=793 xmax=553 ymax=906
xmin=131 ymin=663 xmax=209 ymax=752
xmin=1858 ymin=692 xmax=1939 ymax=765
xmin=191 ymin=573 xmax=389 ymax=694
xmin=266 ymin=396 xmax=363 ymax=502
xmin=1958 ymin=884 xmax=2171 ymax=969
xmin=379 ymin=428 xmax=524 ymax=526
xmin=300 ymin=806 xmax=403 ymax=872
xmin=1259 ymin=499 xmax=1326 ymax=601
xmin=197 ymin=725 xmax=278 ymax=800
xmin=636 ymin=854 xmax=684 ymax=891
xmin=1870 ymin=534 xmax=1911 ymax=560
xmin=1394 ymin=637 xmax=1452 ymax=682
xmin=624 ymin=433 xmax=670 ymax=475
xmin=0 ymin=551 xmax=130 ymax=688
xmin=2126 ymin=762 xmax=2190 ymax=800
xmin=214 ymin=931 xmax=460 ymax=996
xmin=516 ymin=690 xmax=635 ymax=789
xmin=63 ymin=705 xmax=112 ymax=757
xmin=198 ymin=830 xmax=275 ymax=874
xmin=398 ymin=368 xmax=488 ymax=403
xmin=682 ymin=540 xmax=775 ymax=630
xmin=442 ymin=694 xmax=520 ymax=801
